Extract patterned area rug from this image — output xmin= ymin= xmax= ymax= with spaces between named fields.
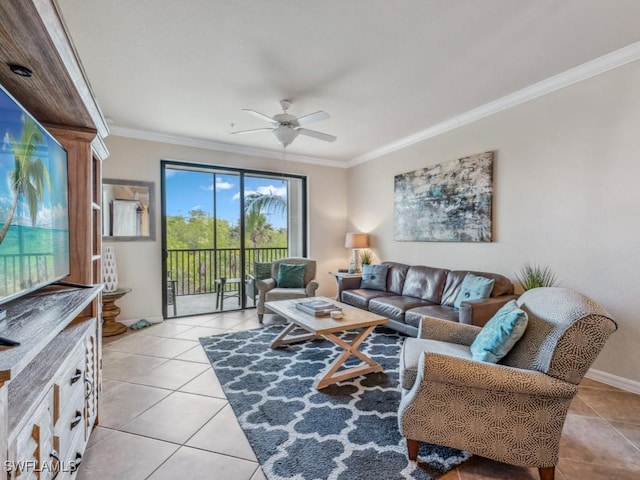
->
xmin=199 ymin=325 xmax=469 ymax=480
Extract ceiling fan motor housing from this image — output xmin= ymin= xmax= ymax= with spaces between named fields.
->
xmin=273 ymin=113 xmax=299 ymax=127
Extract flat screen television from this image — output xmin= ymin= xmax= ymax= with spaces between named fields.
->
xmin=0 ymin=83 xmax=70 ymax=306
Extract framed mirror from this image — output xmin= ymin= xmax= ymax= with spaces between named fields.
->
xmin=103 ymin=179 xmax=155 ymax=241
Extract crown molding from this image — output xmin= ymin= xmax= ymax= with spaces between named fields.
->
xmin=348 ymin=40 xmax=640 ymax=168
xmin=107 ymin=126 xmax=348 ymax=169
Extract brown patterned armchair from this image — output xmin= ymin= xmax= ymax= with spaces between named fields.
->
xmin=397 ymin=287 xmax=617 ymax=480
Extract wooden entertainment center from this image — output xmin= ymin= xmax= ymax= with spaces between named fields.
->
xmin=0 ymin=1 xmax=110 ymax=478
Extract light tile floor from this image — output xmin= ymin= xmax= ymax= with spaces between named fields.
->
xmin=78 ymin=311 xmax=640 ymax=480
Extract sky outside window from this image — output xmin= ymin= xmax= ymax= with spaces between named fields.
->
xmin=165 ymin=169 xmax=287 ymax=229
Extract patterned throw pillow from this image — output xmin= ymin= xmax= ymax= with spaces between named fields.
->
xmin=277 ymin=264 xmax=305 ymax=288
xmin=360 ymin=264 xmax=389 ymax=291
xmin=252 ymin=262 xmax=272 ymax=294
xmin=453 ymin=273 xmax=495 ymax=309
xmin=470 ymin=300 xmax=529 ymax=363
xmin=254 ymin=262 xmax=272 ymax=281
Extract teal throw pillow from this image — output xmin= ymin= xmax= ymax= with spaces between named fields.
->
xmin=470 ymin=300 xmax=529 ymax=363
xmin=277 ymin=263 xmax=305 ymax=288
xmin=254 ymin=262 xmax=272 ymax=281
xmin=360 ymin=264 xmax=389 ymax=291
xmin=454 ymin=273 xmax=495 ymax=309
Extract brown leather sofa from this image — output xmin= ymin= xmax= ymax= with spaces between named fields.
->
xmin=337 ymin=261 xmax=516 ymax=336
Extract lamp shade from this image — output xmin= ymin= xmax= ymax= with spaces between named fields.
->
xmin=345 ymin=232 xmax=369 ymax=249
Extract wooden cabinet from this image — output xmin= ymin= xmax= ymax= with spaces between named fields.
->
xmin=0 ymin=2 xmax=109 ymax=478
xmin=1 ymin=287 xmax=101 ymax=480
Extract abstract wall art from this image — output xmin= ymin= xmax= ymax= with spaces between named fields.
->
xmin=394 ymin=151 xmax=493 ymax=242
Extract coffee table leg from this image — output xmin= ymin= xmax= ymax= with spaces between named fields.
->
xmin=314 ymin=325 xmax=383 ymax=389
xmin=270 ymin=322 xmax=317 ymax=349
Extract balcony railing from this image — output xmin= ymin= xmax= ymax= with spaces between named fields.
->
xmin=0 ymin=253 xmax=54 ymax=296
xmin=167 ymin=247 xmax=287 ymax=296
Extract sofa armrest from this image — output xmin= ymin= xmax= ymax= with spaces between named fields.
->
xmin=257 ymin=278 xmax=276 ymax=294
xmin=459 ymin=294 xmax=519 ymax=326
xmin=418 ymin=317 xmax=481 ymax=345
xmin=305 ymin=279 xmax=319 ymax=296
xmin=420 ymin=352 xmax=578 ymax=398
xmin=337 ymin=276 xmax=362 ymax=296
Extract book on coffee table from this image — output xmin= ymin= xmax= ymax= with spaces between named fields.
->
xmin=296 ymin=299 xmax=341 ymax=317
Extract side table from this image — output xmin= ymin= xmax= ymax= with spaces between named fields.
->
xmin=102 ymin=288 xmax=132 ymax=336
xmin=329 ymin=271 xmax=362 ymax=301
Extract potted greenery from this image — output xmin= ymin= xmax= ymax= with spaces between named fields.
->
xmin=515 ymin=263 xmax=559 ymax=291
xmin=360 ymin=249 xmax=373 ymax=267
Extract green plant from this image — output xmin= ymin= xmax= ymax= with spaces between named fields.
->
xmin=359 ymin=249 xmax=373 ymax=265
xmin=515 ymin=263 xmax=559 ymax=291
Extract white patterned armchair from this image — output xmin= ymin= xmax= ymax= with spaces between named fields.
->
xmin=397 ymin=287 xmax=617 ymax=480
xmin=257 ymin=257 xmax=319 ymax=322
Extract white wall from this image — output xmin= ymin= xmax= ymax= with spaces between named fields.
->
xmin=347 ymin=60 xmax=640 ymax=383
xmin=103 ymin=136 xmax=348 ymax=322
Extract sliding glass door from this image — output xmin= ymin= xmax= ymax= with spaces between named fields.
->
xmin=161 ymin=161 xmax=306 ymax=318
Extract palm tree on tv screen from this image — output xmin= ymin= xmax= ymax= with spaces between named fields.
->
xmin=0 ymin=115 xmax=51 ymax=245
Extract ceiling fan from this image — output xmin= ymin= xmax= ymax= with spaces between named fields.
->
xmin=231 ymin=99 xmax=337 ymax=148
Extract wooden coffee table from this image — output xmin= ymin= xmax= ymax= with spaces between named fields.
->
xmin=266 ymin=297 xmax=388 ymax=389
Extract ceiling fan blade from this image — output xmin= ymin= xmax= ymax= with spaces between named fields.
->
xmin=242 ymin=109 xmax=278 ymax=125
xmin=296 ymin=110 xmax=330 ymax=126
xmin=230 ymin=128 xmax=274 ymax=135
xmin=296 ymin=128 xmax=337 ymax=143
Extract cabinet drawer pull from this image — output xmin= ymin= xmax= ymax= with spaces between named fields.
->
xmin=85 ymin=377 xmax=94 ymax=400
xmin=70 ymin=410 xmax=82 ymax=429
xmin=70 ymin=368 xmax=82 ymax=385
xmin=50 ymin=449 xmax=61 ymax=480
xmin=71 ymin=452 xmax=83 ymax=474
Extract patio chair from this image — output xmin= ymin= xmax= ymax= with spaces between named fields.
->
xmin=245 ymin=262 xmax=273 ymax=306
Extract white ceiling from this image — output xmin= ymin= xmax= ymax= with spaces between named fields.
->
xmin=57 ymin=0 xmax=640 ymax=165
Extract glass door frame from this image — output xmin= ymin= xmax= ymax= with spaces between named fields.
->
xmin=160 ymin=160 xmax=308 ymax=318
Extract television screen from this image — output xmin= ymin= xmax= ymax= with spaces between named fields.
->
xmin=0 ymin=84 xmax=70 ymax=305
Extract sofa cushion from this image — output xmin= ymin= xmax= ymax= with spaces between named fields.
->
xmin=382 ymin=262 xmax=411 ymax=295
xmin=368 ymin=296 xmax=433 ymax=321
xmin=453 ymin=273 xmax=495 ymax=309
xmin=360 ymin=264 xmax=389 ymax=291
xmin=442 ymin=270 xmax=514 ymax=306
xmin=470 ymin=300 xmax=528 ymax=363
xmin=401 ymin=266 xmax=448 ymax=303
xmin=405 ymin=305 xmax=460 ymax=328
xmin=277 ymin=264 xmax=305 ymax=288
xmin=341 ymin=289 xmax=394 ymax=310
xmin=400 ymin=337 xmax=472 ymax=390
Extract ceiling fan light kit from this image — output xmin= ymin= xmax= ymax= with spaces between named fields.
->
xmin=231 ymin=99 xmax=336 ymax=148
xmin=272 ymin=126 xmax=299 ymax=147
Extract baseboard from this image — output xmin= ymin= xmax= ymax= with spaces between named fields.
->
xmin=117 ymin=316 xmax=164 ymax=327
xmin=585 ymin=368 xmax=640 ymax=394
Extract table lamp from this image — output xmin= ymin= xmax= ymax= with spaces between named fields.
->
xmin=345 ymin=232 xmax=370 ymax=273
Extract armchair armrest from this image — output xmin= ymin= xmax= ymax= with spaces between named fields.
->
xmin=418 ymin=317 xmax=481 ymax=346
xmin=421 ymin=352 xmax=578 ymax=398
xmin=257 ymin=278 xmax=276 ymax=294
xmin=305 ymin=279 xmax=319 ymax=296
xmin=459 ymin=294 xmax=519 ymax=326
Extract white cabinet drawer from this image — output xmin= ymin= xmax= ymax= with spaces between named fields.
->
xmin=9 ymin=388 xmax=56 ymax=480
